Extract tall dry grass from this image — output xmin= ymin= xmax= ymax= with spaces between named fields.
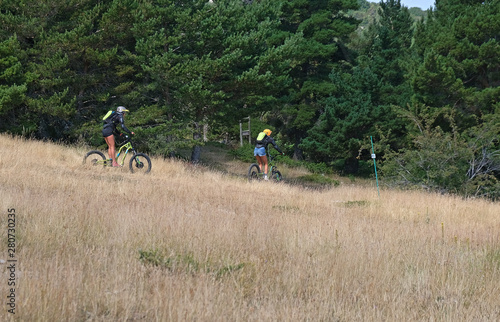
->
xmin=0 ymin=133 xmax=499 ymax=321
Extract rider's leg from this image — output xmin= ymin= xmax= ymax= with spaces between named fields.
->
xmin=104 ymin=135 xmax=119 ymax=167
xmin=260 ymin=155 xmax=269 ymax=179
xmin=256 ymin=155 xmax=264 ymax=172
xmin=254 ymin=147 xmax=268 ymax=179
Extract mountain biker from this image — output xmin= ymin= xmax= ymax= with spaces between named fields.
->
xmin=254 ymin=129 xmax=284 ymax=180
xmin=102 ymin=106 xmax=134 ymax=167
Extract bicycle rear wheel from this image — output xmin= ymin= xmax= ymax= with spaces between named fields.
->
xmin=248 ymin=163 xmax=261 ymax=181
xmin=83 ymin=151 xmax=107 ymax=167
xmin=129 ymin=153 xmax=152 ymax=174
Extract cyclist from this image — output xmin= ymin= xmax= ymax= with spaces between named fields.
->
xmin=102 ymin=106 xmax=134 ymax=167
xmin=254 ymin=129 xmax=284 ymax=180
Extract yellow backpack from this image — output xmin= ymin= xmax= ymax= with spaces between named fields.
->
xmin=256 ymin=132 xmax=266 ymax=143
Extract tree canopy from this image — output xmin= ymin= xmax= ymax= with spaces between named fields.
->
xmin=1 ymin=0 xmax=499 ymax=199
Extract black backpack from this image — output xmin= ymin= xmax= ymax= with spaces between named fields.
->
xmin=102 ymin=110 xmax=116 ymax=125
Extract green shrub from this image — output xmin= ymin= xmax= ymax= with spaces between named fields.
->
xmin=304 ymin=162 xmax=332 ymax=174
xmin=381 ymin=123 xmax=500 ymax=200
xmin=229 ymin=143 xmax=256 ymax=163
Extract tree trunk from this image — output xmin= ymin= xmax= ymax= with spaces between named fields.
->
xmin=293 ymin=135 xmax=304 ymax=160
xmin=191 ymin=123 xmax=202 ymax=164
xmin=344 ymin=157 xmax=359 ymax=174
xmin=203 ymin=123 xmax=209 ymax=142
xmin=191 ymin=144 xmax=201 ymax=164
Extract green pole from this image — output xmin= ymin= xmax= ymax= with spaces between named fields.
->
xmin=370 ymin=136 xmax=380 ymax=198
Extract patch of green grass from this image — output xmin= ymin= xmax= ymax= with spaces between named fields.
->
xmin=485 ymin=248 xmax=500 ymax=269
xmin=138 ymin=249 xmax=245 ymax=279
xmin=214 ymin=263 xmax=246 ymax=279
xmin=272 ymin=205 xmax=300 ymax=212
xmin=343 ymin=200 xmax=370 ymax=207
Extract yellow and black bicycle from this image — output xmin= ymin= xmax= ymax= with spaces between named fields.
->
xmin=83 ymin=135 xmax=152 ymax=174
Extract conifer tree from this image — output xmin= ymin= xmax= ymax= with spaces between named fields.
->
xmin=0 ymin=36 xmax=27 ymax=133
xmin=132 ymin=0 xmax=295 ymax=160
xmin=383 ymin=0 xmax=500 ymax=198
xmin=411 ymin=0 xmax=500 ymax=129
xmin=273 ymin=0 xmax=360 ymax=160
xmin=300 ymin=0 xmax=414 ymax=173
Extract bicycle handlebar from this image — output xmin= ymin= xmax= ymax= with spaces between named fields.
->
xmin=268 ymin=152 xmax=285 ymax=159
xmin=118 ymin=134 xmax=135 ymax=146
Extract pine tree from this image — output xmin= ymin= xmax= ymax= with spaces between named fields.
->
xmin=131 ymin=0 xmax=294 ymax=160
xmin=274 ymin=0 xmax=360 ymax=160
xmin=383 ymin=0 xmax=500 ymax=198
xmin=300 ymin=0 xmax=415 ymax=174
xmin=0 ymin=36 xmax=27 ymax=133
xmin=300 ymin=66 xmax=387 ymax=173
xmin=411 ymin=0 xmax=500 ymax=129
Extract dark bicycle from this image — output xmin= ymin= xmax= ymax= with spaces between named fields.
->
xmin=248 ymin=152 xmax=282 ymax=182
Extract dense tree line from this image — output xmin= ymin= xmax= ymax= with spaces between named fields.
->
xmin=1 ymin=0 xmax=499 ymax=199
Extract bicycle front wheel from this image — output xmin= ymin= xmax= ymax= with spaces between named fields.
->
xmin=271 ymin=170 xmax=282 ymax=182
xmin=83 ymin=151 xmax=107 ymax=167
xmin=248 ymin=163 xmax=261 ymax=182
xmin=129 ymin=153 xmax=152 ymax=174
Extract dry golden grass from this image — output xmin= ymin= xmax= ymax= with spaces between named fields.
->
xmin=0 ymin=133 xmax=499 ymax=321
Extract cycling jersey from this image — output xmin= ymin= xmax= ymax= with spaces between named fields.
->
xmin=255 ymin=135 xmax=282 ymax=154
xmin=102 ymin=112 xmax=132 ymax=137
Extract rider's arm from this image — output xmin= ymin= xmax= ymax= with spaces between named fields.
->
xmin=118 ymin=114 xmax=132 ymax=135
xmin=268 ymin=137 xmax=283 ymax=154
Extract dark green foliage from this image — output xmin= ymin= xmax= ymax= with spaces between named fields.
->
xmin=303 ymin=161 xmax=333 ymax=175
xmin=300 ymin=1 xmax=414 ymax=174
xmin=297 ymin=173 xmax=339 ymax=186
xmin=230 ymin=143 xmax=257 ymax=163
xmin=273 ymin=0 xmax=360 ymax=160
xmin=382 ymin=111 xmax=500 ymax=200
xmin=411 ymin=0 xmax=500 ymax=120
xmin=0 ymin=0 xmax=499 ymax=199
xmin=300 ymin=67 xmax=380 ymax=165
xmin=379 ymin=0 xmax=500 ymax=198
xmin=299 ymin=65 xmax=402 ymax=174
xmin=126 ymin=0 xmax=295 ymax=160
xmin=0 ymin=36 xmax=27 ymax=130
xmin=382 ymin=126 xmax=471 ymax=192
xmin=0 ymin=0 xmax=132 ymax=138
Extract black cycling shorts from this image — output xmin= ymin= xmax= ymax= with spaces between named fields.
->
xmin=102 ymin=126 xmax=114 ymax=137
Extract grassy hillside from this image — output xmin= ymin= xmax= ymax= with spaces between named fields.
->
xmin=1 ymin=134 xmax=499 ymax=321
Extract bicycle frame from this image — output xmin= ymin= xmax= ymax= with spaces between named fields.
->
xmin=114 ymin=140 xmax=135 ymax=166
xmin=96 ymin=138 xmax=136 ymax=166
xmin=268 ymin=154 xmax=279 ymax=175
xmin=85 ymin=133 xmax=152 ymax=174
xmin=250 ymin=150 xmax=281 ymax=180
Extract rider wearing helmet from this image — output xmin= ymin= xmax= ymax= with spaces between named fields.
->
xmin=254 ymin=129 xmax=284 ymax=180
xmin=102 ymin=106 xmax=134 ymax=167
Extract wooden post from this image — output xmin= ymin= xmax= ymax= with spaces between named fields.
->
xmin=239 ymin=121 xmax=243 ymax=146
xmin=248 ymin=117 xmax=251 ymax=144
xmin=240 ymin=116 xmax=251 ymax=146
